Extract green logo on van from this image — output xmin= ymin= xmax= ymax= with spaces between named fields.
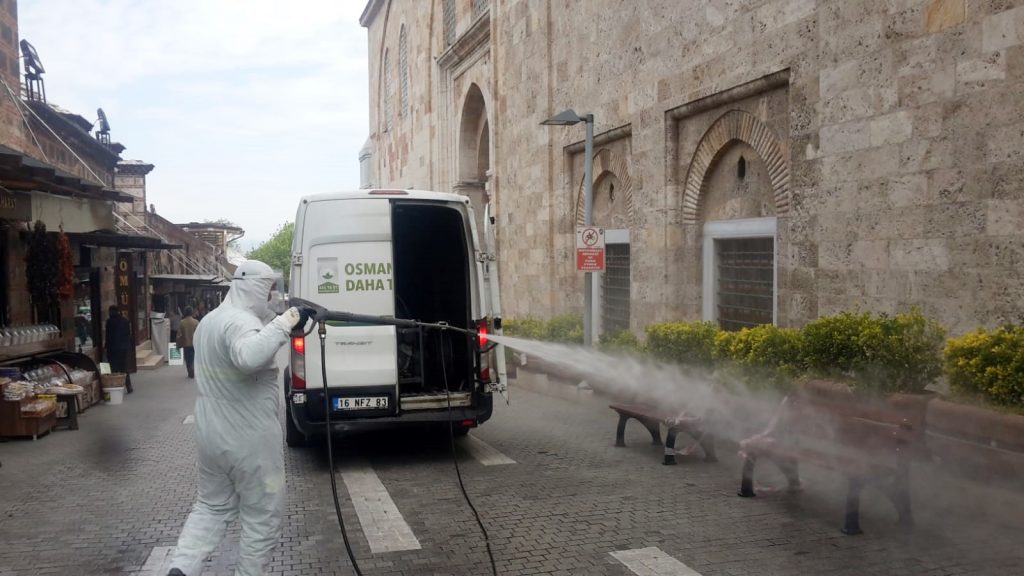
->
xmin=318 ymin=268 xmax=340 ymax=294
xmin=318 ymin=281 xmax=340 ymax=294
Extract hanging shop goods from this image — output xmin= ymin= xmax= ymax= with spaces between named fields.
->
xmin=25 ymin=220 xmax=61 ymax=318
xmin=57 ymin=227 xmax=74 ymax=301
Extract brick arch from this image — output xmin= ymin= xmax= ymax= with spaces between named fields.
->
xmin=681 ymin=110 xmax=790 ymax=224
xmin=575 ymin=148 xmax=636 ymax=227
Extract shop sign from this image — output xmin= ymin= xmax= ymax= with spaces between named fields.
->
xmin=116 ymin=252 xmax=133 ymax=313
xmin=0 ymin=189 xmax=31 ymax=221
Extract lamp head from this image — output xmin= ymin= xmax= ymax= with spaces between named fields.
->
xmin=541 ymin=109 xmax=584 ymax=126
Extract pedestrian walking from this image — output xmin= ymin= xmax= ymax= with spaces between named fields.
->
xmin=167 ymin=260 xmax=305 ymax=576
xmin=104 ymin=306 xmax=133 ymax=393
xmin=169 ymin=307 xmax=181 ymax=343
xmin=176 ymin=306 xmax=199 ymax=379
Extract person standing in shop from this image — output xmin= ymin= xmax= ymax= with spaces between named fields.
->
xmin=169 ymin=307 xmax=182 ymax=344
xmin=104 ymin=306 xmax=133 ymax=393
xmin=176 ymin=306 xmax=199 ymax=379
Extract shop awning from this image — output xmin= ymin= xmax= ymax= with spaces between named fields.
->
xmin=0 ymin=144 xmax=132 ymax=204
xmin=64 ymin=230 xmax=182 ymax=250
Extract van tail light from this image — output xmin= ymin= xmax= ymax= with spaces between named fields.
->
xmin=477 ymin=319 xmax=492 ymax=383
xmin=477 ymin=319 xmax=489 ymax=346
xmin=291 ymin=337 xmax=306 ymax=390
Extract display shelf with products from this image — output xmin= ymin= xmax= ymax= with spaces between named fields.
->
xmin=0 ymin=352 xmax=101 ymax=439
xmin=0 ymin=379 xmax=57 ymax=440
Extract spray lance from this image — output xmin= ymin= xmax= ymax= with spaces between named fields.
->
xmin=285 ymin=298 xmax=498 ymax=576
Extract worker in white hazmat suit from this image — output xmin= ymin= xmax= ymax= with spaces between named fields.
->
xmin=168 ymin=260 xmax=305 ymax=576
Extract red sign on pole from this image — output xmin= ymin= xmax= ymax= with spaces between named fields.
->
xmin=576 ymin=226 xmax=605 ymax=272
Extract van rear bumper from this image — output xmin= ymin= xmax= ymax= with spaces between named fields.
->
xmin=289 ymin=389 xmax=493 ymax=436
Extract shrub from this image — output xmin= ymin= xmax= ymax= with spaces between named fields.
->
xmin=502 ymin=317 xmax=547 ymax=341
xmin=945 ymin=326 xmax=1024 ymax=407
xmin=545 ymin=314 xmax=584 ymax=344
xmin=598 ymin=329 xmax=643 ymax=355
xmin=876 ymin=309 xmax=947 ymax=393
xmin=501 ymin=315 xmax=583 ymax=344
xmin=801 ymin=309 xmax=944 ymax=394
xmin=645 ymin=322 xmax=718 ymax=367
xmin=713 ymin=325 xmax=805 ymax=390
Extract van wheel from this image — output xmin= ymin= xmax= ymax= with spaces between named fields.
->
xmin=452 ymin=425 xmax=471 ymax=437
xmin=285 ymin=407 xmax=307 ymax=447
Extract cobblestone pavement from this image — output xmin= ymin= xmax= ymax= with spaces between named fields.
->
xmin=1 ymin=363 xmax=1023 ymax=575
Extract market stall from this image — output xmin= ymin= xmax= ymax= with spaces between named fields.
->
xmin=0 ymin=222 xmax=105 ymax=436
xmin=0 ymin=330 xmax=101 ymax=439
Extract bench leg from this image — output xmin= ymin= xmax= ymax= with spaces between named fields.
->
xmin=738 ymin=457 xmax=756 ymax=497
xmin=892 ymin=462 xmax=913 ymax=528
xmin=777 ymin=458 xmax=801 ymax=492
xmin=841 ymin=476 xmax=865 ymax=535
xmin=700 ymin=433 xmax=718 ymax=463
xmin=663 ymin=429 xmax=677 ymax=465
xmin=614 ymin=414 xmax=629 ymax=447
xmin=645 ymin=420 xmax=662 ymax=446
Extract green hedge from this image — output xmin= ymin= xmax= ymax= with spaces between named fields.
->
xmin=945 ymin=325 xmax=1024 ymax=407
xmin=598 ymin=329 xmax=643 ymax=354
xmin=645 ymin=322 xmax=717 ymax=367
xmin=713 ymin=325 xmax=805 ymax=390
xmin=503 ymin=315 xmax=583 ymax=344
xmin=801 ymin=309 xmax=945 ymax=394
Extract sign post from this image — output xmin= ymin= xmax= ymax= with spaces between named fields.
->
xmin=576 ymin=226 xmax=605 ymax=272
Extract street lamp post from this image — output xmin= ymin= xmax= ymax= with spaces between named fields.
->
xmin=542 ymin=109 xmax=596 ymax=347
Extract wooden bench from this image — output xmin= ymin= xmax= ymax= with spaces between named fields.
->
xmin=737 ymin=380 xmax=930 ymax=535
xmin=610 ymin=402 xmax=717 ymax=465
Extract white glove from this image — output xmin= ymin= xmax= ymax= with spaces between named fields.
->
xmin=271 ymin=307 xmax=302 ymax=332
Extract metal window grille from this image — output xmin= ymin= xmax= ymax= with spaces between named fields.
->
xmin=399 ymin=27 xmax=409 ymax=117
xmin=716 ymin=237 xmax=773 ymax=331
xmin=473 ymin=0 xmax=489 ymax=18
xmin=382 ymin=51 xmax=392 ymax=133
xmin=443 ymin=0 xmax=456 ymax=46
xmin=602 ymin=243 xmax=631 ymax=334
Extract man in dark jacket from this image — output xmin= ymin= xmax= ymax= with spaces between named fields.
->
xmin=105 ymin=306 xmax=133 ymax=393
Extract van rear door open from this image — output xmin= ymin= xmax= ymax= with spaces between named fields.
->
xmin=299 ymin=199 xmax=398 ymax=398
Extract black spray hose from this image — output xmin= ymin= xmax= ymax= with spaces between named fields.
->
xmin=318 ymin=320 xmax=364 ymax=576
xmin=289 ymin=297 xmax=476 ymax=336
xmin=288 ymin=298 xmax=496 ymax=574
xmin=438 ymin=331 xmax=499 ymax=576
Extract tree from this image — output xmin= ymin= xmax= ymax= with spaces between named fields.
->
xmin=247 ymin=222 xmax=294 ymax=288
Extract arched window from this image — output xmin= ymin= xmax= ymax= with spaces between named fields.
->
xmin=473 ymin=0 xmax=489 ymax=18
xmin=443 ymin=0 xmax=455 ymax=46
xmin=399 ymin=26 xmax=409 ymax=118
xmin=382 ymin=49 xmax=392 ymax=132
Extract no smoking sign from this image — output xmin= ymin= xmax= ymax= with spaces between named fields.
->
xmin=575 ymin=226 xmax=605 ymax=272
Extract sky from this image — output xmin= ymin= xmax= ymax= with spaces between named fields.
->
xmin=19 ymin=0 xmax=370 ymax=252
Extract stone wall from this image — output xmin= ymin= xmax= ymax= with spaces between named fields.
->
xmin=0 ymin=0 xmax=25 ymax=154
xmin=145 ymin=212 xmax=221 ymax=276
xmin=364 ymin=0 xmax=1024 ymax=335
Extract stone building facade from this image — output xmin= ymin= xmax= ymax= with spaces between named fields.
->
xmin=115 ymin=160 xmax=154 ymax=214
xmin=361 ymin=0 xmax=1024 ymax=335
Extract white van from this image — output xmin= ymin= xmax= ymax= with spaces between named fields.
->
xmin=284 ymin=190 xmax=506 ymax=446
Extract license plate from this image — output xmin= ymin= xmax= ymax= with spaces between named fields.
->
xmin=333 ymin=396 xmax=389 ymax=410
